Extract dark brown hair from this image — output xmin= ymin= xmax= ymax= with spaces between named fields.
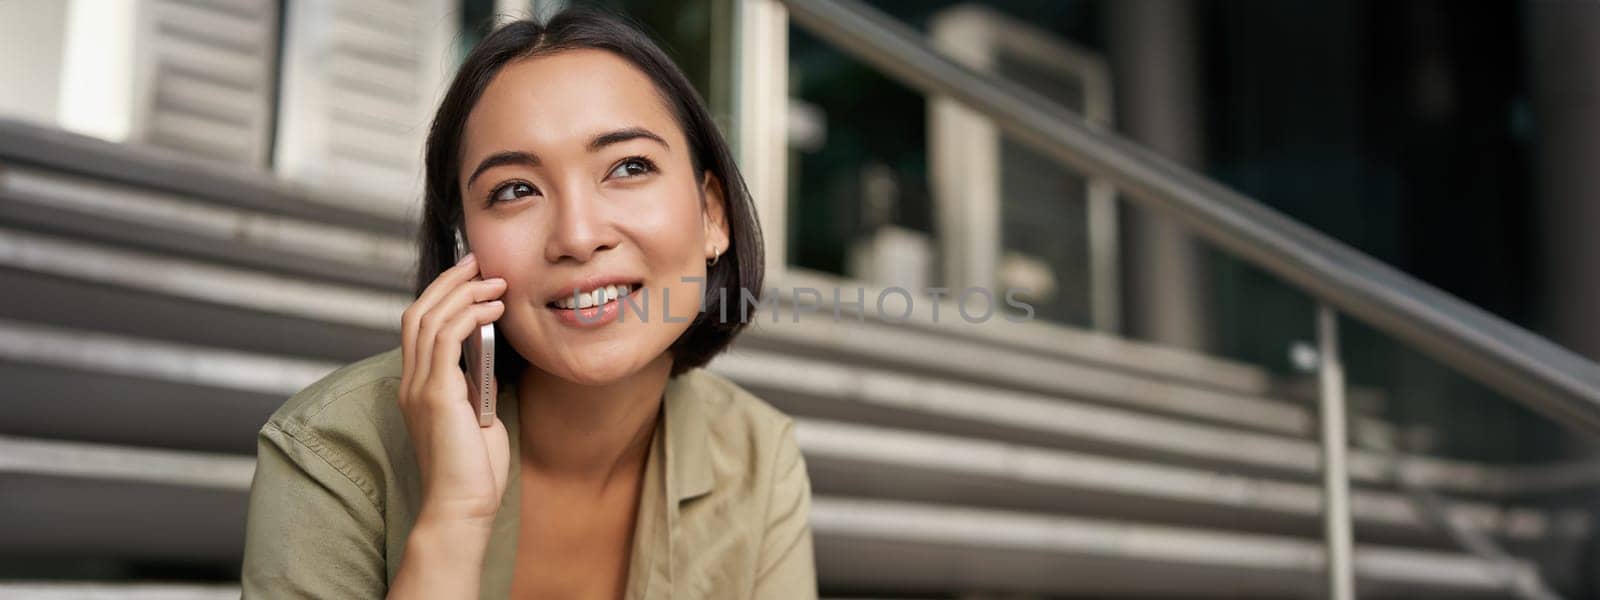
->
xmin=414 ymin=7 xmax=764 ymax=379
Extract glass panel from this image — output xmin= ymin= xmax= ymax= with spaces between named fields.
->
xmin=788 ymin=25 xmax=936 ymax=288
xmin=787 ymin=1 xmax=1108 ymax=330
xmin=591 ymin=0 xmax=722 ymax=108
xmin=993 ymin=49 xmax=1098 ymax=327
xmin=462 ymin=0 xmax=726 ymax=116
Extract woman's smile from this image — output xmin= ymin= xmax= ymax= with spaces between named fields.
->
xmin=544 ymin=280 xmax=645 ymax=328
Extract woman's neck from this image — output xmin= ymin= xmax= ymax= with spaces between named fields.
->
xmin=515 ymin=355 xmax=671 ymax=488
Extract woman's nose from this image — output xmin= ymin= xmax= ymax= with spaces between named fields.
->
xmin=544 ymin=184 xmax=620 ymax=263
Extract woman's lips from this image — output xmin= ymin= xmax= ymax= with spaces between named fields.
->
xmin=546 ymin=282 xmax=642 ymax=328
xmin=544 ymin=282 xmax=643 ymax=309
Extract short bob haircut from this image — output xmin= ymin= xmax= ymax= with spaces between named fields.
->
xmin=414 ymin=7 xmax=765 ymax=380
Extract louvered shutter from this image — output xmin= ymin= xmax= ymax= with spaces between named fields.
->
xmin=133 ymin=0 xmax=280 ymax=167
xmin=274 ymin=0 xmax=455 ymax=219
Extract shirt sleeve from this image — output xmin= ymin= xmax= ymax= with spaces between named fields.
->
xmin=750 ymin=419 xmax=819 ymax=600
xmin=240 ymin=421 xmax=387 ymax=599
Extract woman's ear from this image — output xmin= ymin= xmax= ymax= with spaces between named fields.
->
xmin=700 ymin=171 xmax=731 ymax=259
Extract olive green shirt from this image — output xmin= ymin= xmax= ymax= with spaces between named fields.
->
xmin=239 ymin=348 xmax=818 ymax=599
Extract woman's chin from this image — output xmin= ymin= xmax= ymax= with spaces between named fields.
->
xmin=538 ymin=347 xmax=655 ymax=387
xmin=507 ymin=315 xmax=679 ymax=387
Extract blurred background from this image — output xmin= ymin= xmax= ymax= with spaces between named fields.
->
xmin=4 ymin=0 xmax=1600 ymax=597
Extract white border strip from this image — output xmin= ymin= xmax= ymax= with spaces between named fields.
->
xmin=811 ymin=496 xmax=1526 ymax=590
xmin=0 ymin=582 xmax=241 ymax=600
xmin=0 ymin=227 xmax=407 ymax=330
xmin=0 ymin=318 xmax=340 ymax=396
xmin=0 ymin=434 xmax=254 ymax=490
xmin=795 ymin=419 xmax=1582 ymax=540
xmin=710 ymin=350 xmax=1512 ymax=495
xmin=0 ymin=166 xmax=415 ymax=271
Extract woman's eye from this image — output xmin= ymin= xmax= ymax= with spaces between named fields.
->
xmin=490 ymin=181 xmax=538 ymax=204
xmin=608 ymin=157 xmax=656 ymax=180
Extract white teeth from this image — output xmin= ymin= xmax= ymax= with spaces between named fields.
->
xmin=554 ymin=284 xmax=634 ymax=310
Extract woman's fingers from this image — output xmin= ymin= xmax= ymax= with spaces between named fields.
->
xmin=402 ymin=253 xmax=482 ymax=385
xmin=426 ymin=299 xmax=506 ymax=407
xmin=414 ymin=278 xmax=506 ymax=352
xmin=411 ymin=277 xmax=507 ymax=388
xmin=414 ymin=253 xmax=482 ymax=318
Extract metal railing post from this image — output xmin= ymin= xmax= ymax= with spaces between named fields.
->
xmin=1318 ymin=304 xmax=1354 ymax=600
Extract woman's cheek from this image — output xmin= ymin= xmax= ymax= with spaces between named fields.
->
xmin=621 ymin=198 xmax=684 ymax=238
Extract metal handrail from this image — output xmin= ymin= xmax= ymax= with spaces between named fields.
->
xmin=776 ymin=0 xmax=1600 ymax=435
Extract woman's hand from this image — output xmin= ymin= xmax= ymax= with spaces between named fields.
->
xmin=399 ymin=252 xmax=511 ymax=527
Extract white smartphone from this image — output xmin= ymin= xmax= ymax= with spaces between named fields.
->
xmin=454 ymin=227 xmax=497 ymax=427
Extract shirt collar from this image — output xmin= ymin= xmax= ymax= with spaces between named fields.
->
xmin=662 ymin=370 xmax=716 ymax=506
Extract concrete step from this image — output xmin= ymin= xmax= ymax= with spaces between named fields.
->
xmin=0 ymin=319 xmax=336 ymax=453
xmin=0 ymin=118 xmax=411 ymax=236
xmin=0 ymin=435 xmax=1538 ymax=598
xmin=810 ymin=496 xmax=1534 ymax=598
xmin=0 ymin=164 xmax=412 ymax=291
xmin=0 ymin=265 xmax=395 ymax=363
xmin=796 ymin=419 xmax=1589 ymax=546
xmin=0 ymin=436 xmax=253 ymax=562
xmin=0 ymin=582 xmax=240 ymax=600
xmin=766 ymin=269 xmax=1277 ymax=397
xmin=710 ymin=350 xmax=1521 ymax=497
xmin=741 ymin=278 xmax=1313 ymax=436
xmin=0 ymin=226 xmax=406 ymax=334
xmin=0 ymin=359 xmax=283 ymax=455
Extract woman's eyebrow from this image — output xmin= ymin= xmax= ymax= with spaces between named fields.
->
xmin=466 ymin=151 xmax=540 ymax=188
xmin=465 ymin=128 xmax=668 ymax=188
xmin=588 ymin=127 xmax=669 ymax=152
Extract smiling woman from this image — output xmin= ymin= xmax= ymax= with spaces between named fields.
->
xmin=238 ymin=7 xmax=816 ymax=600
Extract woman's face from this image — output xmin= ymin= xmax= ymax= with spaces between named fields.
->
xmin=457 ymin=48 xmax=729 ymax=386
